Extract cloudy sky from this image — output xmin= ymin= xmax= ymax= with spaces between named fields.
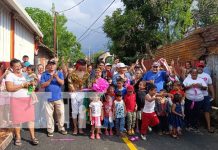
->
xmin=17 ymin=0 xmax=124 ymax=55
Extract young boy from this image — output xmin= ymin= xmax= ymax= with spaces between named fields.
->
xmin=141 ymin=84 xmax=160 ymax=140
xmin=155 ymin=89 xmax=170 ymax=135
xmin=124 ymin=85 xmax=137 ymax=135
xmin=113 ymin=91 xmax=126 ymax=136
xmin=115 ymin=78 xmax=127 ymax=98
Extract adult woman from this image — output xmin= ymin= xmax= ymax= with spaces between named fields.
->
xmin=68 ymin=59 xmax=90 ymax=135
xmin=181 ymin=61 xmax=192 ymax=80
xmin=92 ymin=68 xmax=109 ymax=93
xmin=5 ymin=59 xmax=38 ymax=146
xmin=132 ymin=70 xmax=143 ymax=92
xmin=183 ymin=68 xmax=207 ymax=131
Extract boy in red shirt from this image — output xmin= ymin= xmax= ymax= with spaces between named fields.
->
xmin=124 ymin=85 xmax=137 ymax=135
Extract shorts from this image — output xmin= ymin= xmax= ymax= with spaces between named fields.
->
xmin=137 ymin=111 xmax=142 ymax=120
xmin=203 ymin=96 xmax=211 ymax=112
xmin=70 ymin=92 xmax=86 ymax=119
xmin=103 ymin=117 xmax=114 ymax=128
xmin=91 ymin=116 xmax=101 ymax=127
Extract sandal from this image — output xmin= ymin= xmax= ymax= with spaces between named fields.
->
xmin=31 ymin=138 xmax=39 ymax=145
xmin=72 ymin=130 xmax=78 ymax=135
xmin=208 ymin=128 xmax=215 ymax=133
xmin=14 ymin=139 xmax=22 ymax=146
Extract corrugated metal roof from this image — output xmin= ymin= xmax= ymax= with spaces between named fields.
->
xmin=3 ymin=0 xmax=43 ymax=37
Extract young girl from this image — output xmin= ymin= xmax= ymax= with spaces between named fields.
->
xmin=103 ymin=93 xmax=114 ymax=135
xmin=169 ymin=82 xmax=185 ymax=134
xmin=171 ymin=93 xmax=185 ymax=138
xmin=113 ymin=91 xmax=126 ymax=136
xmin=136 ymin=81 xmax=147 ymax=133
xmin=141 ymin=84 xmax=160 ymax=140
xmin=89 ymin=94 xmax=103 ymax=139
xmin=124 ymin=85 xmax=137 ymax=135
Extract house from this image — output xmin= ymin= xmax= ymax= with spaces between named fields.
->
xmin=0 ymin=0 xmax=43 ymax=66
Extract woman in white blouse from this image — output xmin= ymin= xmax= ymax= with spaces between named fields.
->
xmin=183 ymin=68 xmax=207 ymax=131
xmin=5 ymin=59 xmax=39 ymax=146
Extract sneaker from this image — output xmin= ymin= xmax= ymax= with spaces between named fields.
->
xmin=148 ymin=126 xmax=152 ymax=132
xmin=105 ymin=130 xmax=109 ymax=135
xmin=47 ymin=132 xmax=53 ymax=137
xmin=140 ymin=134 xmax=147 ymax=140
xmin=96 ymin=134 xmax=101 ymax=139
xmin=59 ymin=130 xmax=68 ymax=135
xmin=109 ymin=130 xmax=113 ymax=136
xmin=90 ymin=133 xmax=95 ymax=140
xmin=131 ymin=129 xmax=135 ymax=135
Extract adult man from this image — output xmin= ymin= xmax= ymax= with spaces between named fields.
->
xmin=142 ymin=59 xmax=170 ymax=92
xmin=199 ymin=58 xmax=212 ymax=76
xmin=40 ymin=59 xmax=67 ymax=137
xmin=196 ymin=62 xmax=215 ymax=133
xmin=112 ymin=63 xmax=132 ymax=87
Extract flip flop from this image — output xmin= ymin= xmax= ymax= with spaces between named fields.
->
xmin=129 ymin=137 xmax=136 ymax=141
xmin=134 ymin=136 xmax=139 ymax=141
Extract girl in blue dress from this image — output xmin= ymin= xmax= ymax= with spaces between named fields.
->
xmin=171 ymin=93 xmax=185 ymax=138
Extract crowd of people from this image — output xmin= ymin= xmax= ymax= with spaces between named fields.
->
xmin=0 ymin=55 xmax=215 ymax=146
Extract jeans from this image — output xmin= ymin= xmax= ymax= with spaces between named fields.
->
xmin=115 ymin=117 xmax=125 ymax=132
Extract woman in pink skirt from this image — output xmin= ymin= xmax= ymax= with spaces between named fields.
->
xmin=5 ymin=59 xmax=39 ymax=146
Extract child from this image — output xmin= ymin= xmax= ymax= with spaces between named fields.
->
xmin=170 ymin=93 xmax=185 ymax=138
xmin=89 ymin=94 xmax=103 ymax=139
xmin=113 ymin=91 xmax=126 ymax=136
xmin=124 ymin=85 xmax=137 ymax=135
xmin=107 ymin=77 xmax=113 ymax=85
xmin=136 ymin=81 xmax=147 ymax=133
xmin=103 ymin=93 xmax=114 ymax=135
xmin=169 ymin=82 xmax=185 ymax=133
xmin=115 ymin=78 xmax=127 ymax=98
xmin=141 ymin=84 xmax=160 ymax=140
xmin=25 ymin=65 xmax=38 ymax=104
xmin=155 ymin=89 xmax=170 ymax=135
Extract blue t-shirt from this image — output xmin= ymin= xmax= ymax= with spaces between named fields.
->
xmin=40 ymin=71 xmax=64 ymax=102
xmin=115 ymin=87 xmax=127 ymax=98
xmin=142 ymin=70 xmax=167 ymax=92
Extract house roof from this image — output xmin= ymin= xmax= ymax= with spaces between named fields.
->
xmin=4 ymin=0 xmax=43 ymax=37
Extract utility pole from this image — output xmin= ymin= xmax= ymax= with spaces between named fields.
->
xmin=52 ymin=3 xmax=57 ymax=56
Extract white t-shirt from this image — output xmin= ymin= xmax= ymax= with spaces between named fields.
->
xmin=89 ymin=101 xmax=103 ymax=117
xmin=143 ymin=94 xmax=156 ymax=113
xmin=5 ymin=73 xmax=29 ymax=98
xmin=183 ymin=77 xmax=207 ymax=101
xmin=198 ymin=72 xmax=212 ymax=96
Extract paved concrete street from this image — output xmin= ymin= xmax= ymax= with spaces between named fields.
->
xmin=6 ymin=127 xmax=218 ymax=150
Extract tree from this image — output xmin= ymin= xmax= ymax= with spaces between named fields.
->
xmin=25 ymin=7 xmax=84 ymax=64
xmin=192 ymin=0 xmax=218 ymax=27
xmin=103 ymin=0 xmax=193 ymax=63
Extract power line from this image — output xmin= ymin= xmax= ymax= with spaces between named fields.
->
xmin=58 ymin=0 xmax=85 ymax=13
xmin=78 ymin=0 xmax=116 ymax=41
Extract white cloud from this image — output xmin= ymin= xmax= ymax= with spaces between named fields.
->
xmin=16 ymin=0 xmax=124 ymax=53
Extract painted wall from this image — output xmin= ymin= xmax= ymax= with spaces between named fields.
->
xmin=14 ymin=20 xmax=34 ymax=64
xmin=0 ymin=4 xmax=11 ymax=62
